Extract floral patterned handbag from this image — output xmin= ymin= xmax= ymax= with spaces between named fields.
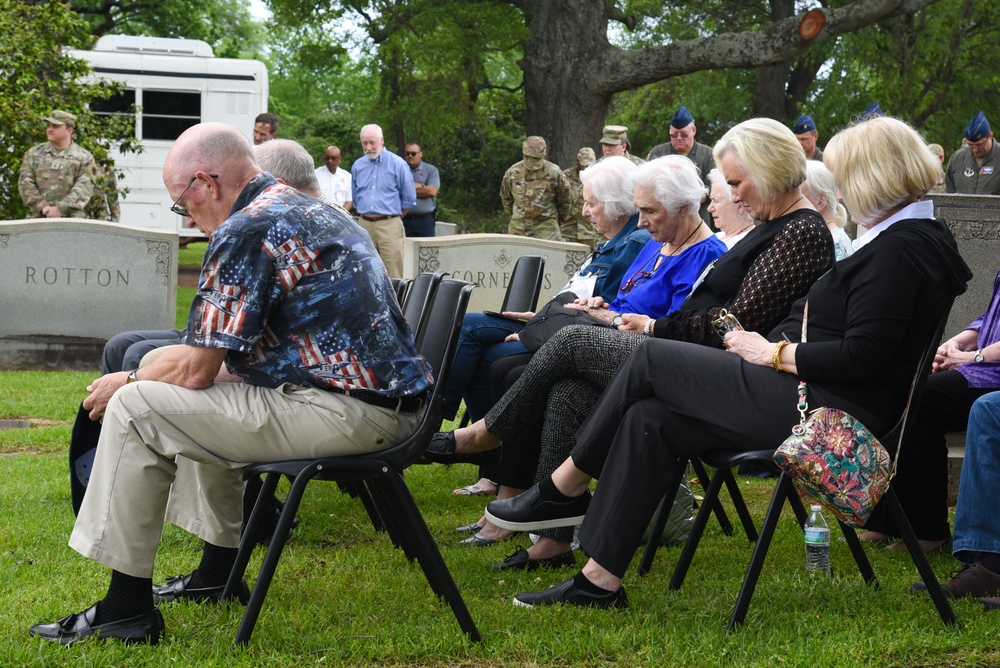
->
xmin=772 ymin=303 xmax=895 ymax=528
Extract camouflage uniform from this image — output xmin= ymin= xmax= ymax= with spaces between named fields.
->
xmin=18 ymin=141 xmax=97 ymax=218
xmin=501 ymin=136 xmax=572 ymax=241
xmin=86 ymin=165 xmax=121 ymax=222
xmin=562 ymin=147 xmax=602 ymax=249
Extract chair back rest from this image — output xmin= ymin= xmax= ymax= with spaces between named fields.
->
xmin=882 ymin=301 xmax=954 ymax=454
xmin=402 ymin=271 xmax=445 ymax=340
xmin=500 ymin=255 xmax=546 ymax=313
xmin=392 ymin=277 xmax=411 ymax=306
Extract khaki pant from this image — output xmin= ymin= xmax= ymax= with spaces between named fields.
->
xmin=358 ymin=216 xmax=404 ymax=277
xmin=69 ymin=380 xmax=420 ymax=577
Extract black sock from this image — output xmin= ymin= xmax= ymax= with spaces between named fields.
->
xmin=96 ymin=570 xmax=153 ymax=623
xmin=573 ymin=571 xmax=615 ymax=595
xmin=979 ymin=555 xmax=1000 ymax=575
xmin=187 ymin=542 xmax=239 ymax=589
xmin=538 ymin=477 xmax=574 ymax=503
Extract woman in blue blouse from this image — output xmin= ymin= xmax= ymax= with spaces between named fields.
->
xmin=440 ymin=157 xmax=651 ymax=425
xmin=430 ymin=156 xmax=727 ymax=554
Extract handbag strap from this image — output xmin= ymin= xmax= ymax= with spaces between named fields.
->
xmin=795 ymin=301 xmax=902 ymax=480
xmin=794 ymin=302 xmax=809 ymax=427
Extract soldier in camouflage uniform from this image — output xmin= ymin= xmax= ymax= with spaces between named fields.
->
xmin=561 ymin=147 xmax=602 ymax=249
xmin=599 ymin=125 xmax=643 ymax=166
xmin=500 ymin=136 xmax=572 ymax=240
xmin=18 ymin=110 xmax=97 ymax=219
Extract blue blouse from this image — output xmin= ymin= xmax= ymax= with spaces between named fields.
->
xmin=608 ymin=235 xmax=728 ymax=318
xmin=578 ymin=215 xmax=651 ymax=302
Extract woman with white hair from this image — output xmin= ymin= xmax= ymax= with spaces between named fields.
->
xmin=429 ymin=121 xmax=836 ymax=566
xmin=708 ymin=168 xmax=754 ymax=249
xmin=802 ymin=160 xmax=853 ymax=260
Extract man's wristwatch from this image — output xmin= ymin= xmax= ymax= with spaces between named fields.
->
xmin=975 ymin=349 xmax=985 ymax=363
xmin=126 ymin=369 xmax=139 ymax=383
xmin=611 ymin=315 xmax=623 ymax=328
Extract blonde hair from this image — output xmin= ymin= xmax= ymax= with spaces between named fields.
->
xmin=804 ymin=161 xmax=848 ymax=228
xmin=712 ymin=118 xmax=807 ymax=202
xmin=824 ymin=117 xmax=941 ymax=225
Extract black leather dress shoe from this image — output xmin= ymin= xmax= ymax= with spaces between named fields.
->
xmin=152 ymin=573 xmax=250 ymax=605
xmin=456 ymin=522 xmax=483 ymax=533
xmin=485 ymin=483 xmax=591 ymax=531
xmin=420 ymin=432 xmax=501 ymax=466
xmin=29 ymin=603 xmax=164 ymax=645
xmin=512 ymin=576 xmax=628 ymax=609
xmin=494 ymin=548 xmax=576 ymax=572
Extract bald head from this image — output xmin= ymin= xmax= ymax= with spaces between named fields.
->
xmin=254 ymin=139 xmax=321 ymax=197
xmin=163 ymin=123 xmax=262 ymax=235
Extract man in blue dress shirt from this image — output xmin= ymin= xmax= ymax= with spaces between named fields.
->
xmin=351 ymin=124 xmax=416 ymax=277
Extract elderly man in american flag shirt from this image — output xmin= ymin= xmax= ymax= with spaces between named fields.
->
xmin=30 ymin=123 xmax=432 ymax=647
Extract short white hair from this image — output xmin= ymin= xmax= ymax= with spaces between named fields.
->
xmin=360 ymin=124 xmax=384 ymax=139
xmin=580 ymin=156 xmax=639 ymax=221
xmin=630 ymin=155 xmax=707 ymax=216
xmin=707 ymin=168 xmax=732 ymax=202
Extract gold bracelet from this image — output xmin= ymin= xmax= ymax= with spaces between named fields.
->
xmin=772 ymin=340 xmax=790 ymax=372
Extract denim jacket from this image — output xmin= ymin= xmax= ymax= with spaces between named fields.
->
xmin=579 ymin=215 xmax=650 ymax=302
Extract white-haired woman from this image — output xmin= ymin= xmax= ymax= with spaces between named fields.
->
xmin=708 ymin=168 xmax=754 ymax=249
xmin=802 ymin=160 xmax=853 ymax=260
xmin=428 ymin=125 xmax=835 ymax=566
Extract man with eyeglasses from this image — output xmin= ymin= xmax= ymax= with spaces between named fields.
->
xmin=351 ymin=124 xmax=416 ymax=277
xmin=401 ymin=142 xmax=440 ymax=237
xmin=31 ymin=122 xmax=431 ymax=646
xmin=315 ymin=145 xmax=353 ymax=210
xmin=645 ymin=106 xmax=714 ymax=227
xmin=946 ymin=111 xmax=1000 ymax=195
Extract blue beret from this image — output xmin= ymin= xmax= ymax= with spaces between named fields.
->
xmin=792 ymin=115 xmax=816 ymax=134
xmin=965 ymin=111 xmax=991 ymax=142
xmin=671 ymin=106 xmax=694 ymax=129
xmin=860 ymin=101 xmax=884 ymax=121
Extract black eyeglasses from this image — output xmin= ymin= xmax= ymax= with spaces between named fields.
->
xmin=404 ymin=151 xmax=420 ymax=157
xmin=170 ymin=174 xmax=219 ymax=217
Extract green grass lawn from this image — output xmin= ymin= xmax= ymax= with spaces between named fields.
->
xmin=0 ymin=382 xmax=997 ymax=666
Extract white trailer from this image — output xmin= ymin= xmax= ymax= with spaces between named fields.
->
xmin=68 ymin=35 xmax=269 ymax=237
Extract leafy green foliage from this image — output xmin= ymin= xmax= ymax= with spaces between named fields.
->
xmin=0 ymin=0 xmax=140 ymax=220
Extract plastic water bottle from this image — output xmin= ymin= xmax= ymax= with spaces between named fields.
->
xmin=804 ymin=505 xmax=831 ymax=576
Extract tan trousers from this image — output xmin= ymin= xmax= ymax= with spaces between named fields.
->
xmin=358 ymin=216 xmax=404 ymax=277
xmin=69 ymin=380 xmax=421 ymax=578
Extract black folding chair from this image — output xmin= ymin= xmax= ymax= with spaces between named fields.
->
xmin=640 ymin=307 xmax=957 ymax=630
xmin=501 ymin=255 xmax=546 ymax=313
xmin=224 ymin=279 xmax=480 ymax=645
xmin=401 ymin=271 xmax=446 ymax=338
xmin=392 ymin=277 xmax=411 ymax=305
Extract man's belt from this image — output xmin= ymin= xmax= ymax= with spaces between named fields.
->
xmin=360 ymin=213 xmax=395 ymax=221
xmin=329 ymin=386 xmax=423 ymax=413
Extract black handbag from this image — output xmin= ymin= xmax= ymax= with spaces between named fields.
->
xmin=517 ymin=291 xmax=610 ymax=352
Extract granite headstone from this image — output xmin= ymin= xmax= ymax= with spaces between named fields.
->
xmin=0 ymin=219 xmax=178 ymax=369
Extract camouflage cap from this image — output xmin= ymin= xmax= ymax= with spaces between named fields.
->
xmin=577 ymin=147 xmax=596 ymax=166
xmin=522 ymin=136 xmax=547 ymax=158
xmin=599 ymin=125 xmax=629 ymax=145
xmin=44 ymin=110 xmax=77 ymax=128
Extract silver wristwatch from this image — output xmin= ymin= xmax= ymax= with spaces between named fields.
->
xmin=611 ymin=315 xmax=623 ymax=328
xmin=975 ymin=349 xmax=985 ymax=363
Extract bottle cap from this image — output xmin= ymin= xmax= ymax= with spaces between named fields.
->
xmin=810 ymin=505 xmax=822 ymax=511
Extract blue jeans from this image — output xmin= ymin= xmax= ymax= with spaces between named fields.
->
xmin=953 ymin=391 xmax=1000 ymax=561
xmin=442 ymin=312 xmax=528 ymax=421
xmin=402 ymin=212 xmax=436 ymax=237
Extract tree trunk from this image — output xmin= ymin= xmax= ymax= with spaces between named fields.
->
xmin=516 ymin=0 xmax=940 ymax=167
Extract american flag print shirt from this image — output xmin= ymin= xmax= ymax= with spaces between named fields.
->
xmin=187 ymin=173 xmax=433 ymax=397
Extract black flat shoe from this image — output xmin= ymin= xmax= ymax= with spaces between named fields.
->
xmin=29 ymin=603 xmax=164 ymax=645
xmin=421 ymin=432 xmax=501 ymax=466
xmin=152 ymin=572 xmax=250 ymax=605
xmin=456 ymin=522 xmax=482 ymax=533
xmin=494 ymin=548 xmax=576 ymax=572
xmin=485 ymin=483 xmax=591 ymax=531
xmin=512 ymin=576 xmax=627 ymax=609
